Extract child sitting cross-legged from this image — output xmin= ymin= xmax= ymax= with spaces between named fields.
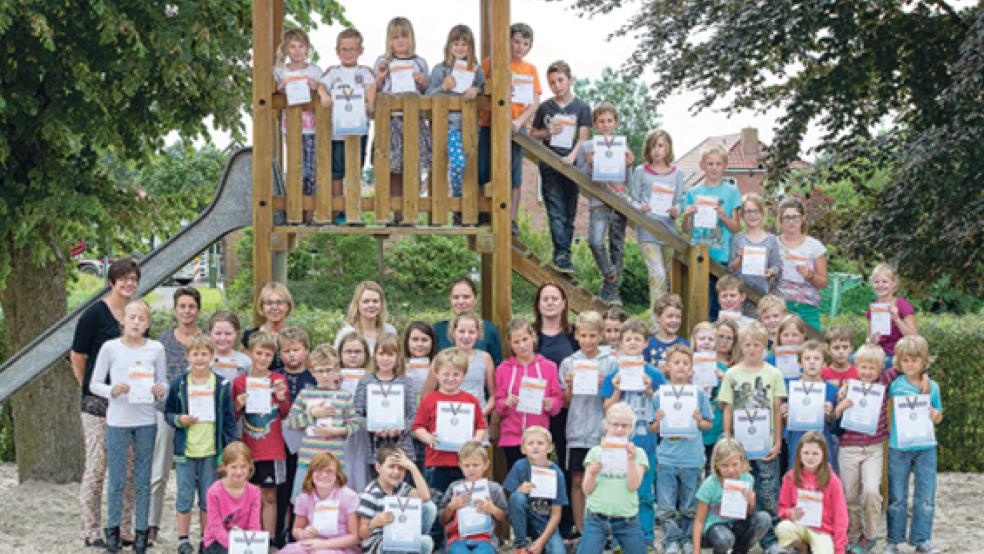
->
xmin=503 ymin=426 xmax=568 ymax=554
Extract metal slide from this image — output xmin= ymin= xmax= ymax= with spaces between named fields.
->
xmin=0 ymin=148 xmax=253 ymax=402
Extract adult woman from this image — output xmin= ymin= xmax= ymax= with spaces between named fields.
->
xmin=241 ymin=281 xmax=293 ymax=372
xmin=776 ymin=198 xmax=828 ymax=330
xmin=148 ymin=286 xmax=202 ymax=541
xmin=532 ymin=282 xmax=579 ymax=541
xmin=432 ymin=276 xmax=504 ymax=366
xmin=70 ymin=258 xmax=138 ymax=548
xmin=333 ymin=280 xmax=397 ymax=352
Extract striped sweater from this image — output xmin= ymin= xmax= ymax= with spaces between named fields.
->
xmin=286 ymin=387 xmax=359 ymax=468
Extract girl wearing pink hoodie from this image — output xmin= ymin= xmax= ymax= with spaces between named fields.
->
xmin=776 ymin=432 xmax=849 ymax=554
xmin=495 ymin=317 xmax=564 ymax=468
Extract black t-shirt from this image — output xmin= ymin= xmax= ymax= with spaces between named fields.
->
xmin=242 ymin=327 xmax=284 ymax=373
xmin=72 ymin=301 xmax=120 ymax=416
xmin=536 ymin=330 xmax=579 ymax=367
xmin=532 ymin=97 xmax=593 ymax=157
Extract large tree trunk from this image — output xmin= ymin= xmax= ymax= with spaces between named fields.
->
xmin=0 ymin=241 xmax=83 ymax=483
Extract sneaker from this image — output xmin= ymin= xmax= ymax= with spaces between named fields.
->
xmin=851 ymin=536 xmax=877 ymax=553
xmin=915 ymin=543 xmax=941 ymax=554
xmin=599 ymin=281 xmax=615 ymax=303
xmin=607 ymin=285 xmax=623 ymax=306
xmin=664 ymin=542 xmax=682 ymax=554
xmin=334 ymin=212 xmax=346 ymax=225
xmin=882 ymin=544 xmax=901 ymax=554
xmin=83 ymin=538 xmax=106 ymax=548
xmin=764 ymin=545 xmax=787 ymax=554
xmin=553 ymin=262 xmax=576 ymax=276
xmin=178 ymin=540 xmax=195 ymax=554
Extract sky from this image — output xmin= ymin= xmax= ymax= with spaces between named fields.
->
xmin=206 ymin=0 xmax=829 ymax=159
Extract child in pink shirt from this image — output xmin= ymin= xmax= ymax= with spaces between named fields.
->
xmin=204 ymin=442 xmax=262 ymax=553
xmin=776 ymin=432 xmax=848 ymax=554
xmin=494 ymin=317 xmax=563 ymax=468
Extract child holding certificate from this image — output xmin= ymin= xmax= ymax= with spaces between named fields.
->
xmin=865 ymin=263 xmax=917 ymax=368
xmin=336 ymin=332 xmax=372 ymax=493
xmin=629 ymin=129 xmax=685 ymax=302
xmin=645 ymin=292 xmax=689 ymax=371
xmin=768 ymin=313 xmax=808 ymax=384
xmin=439 ymin=442 xmax=508 ymax=554
xmin=776 ymin=433 xmax=848 ymax=554
xmin=530 ymin=60 xmax=592 ymax=273
xmin=209 ymin=311 xmax=252 ymax=383
xmin=575 ymin=402 xmax=649 ymax=554
xmin=503 ymin=426 xmax=568 ymax=554
xmin=317 ymin=28 xmax=376 ymax=225
xmin=426 ymin=25 xmax=484 ymax=201
xmin=374 ymin=17 xmax=431 ymax=224
xmin=164 ymin=335 xmax=237 ymax=554
xmin=203 ymin=442 xmax=263 ymax=554
xmin=273 ymin=28 xmax=321 ymax=202
xmin=577 ymin=102 xmax=634 ymax=305
xmin=89 ymin=299 xmax=168 ymax=554
xmin=693 ymin=438 xmax=772 ymax=554
xmin=286 ymin=344 xmax=358 ymax=501
xmin=703 ymin=320 xmax=740 ymax=472
xmin=729 ymin=193 xmax=781 ymax=295
xmin=718 ymin=322 xmax=787 ymax=554
xmin=281 ymin=452 xmax=360 ymax=554
xmin=558 ymin=311 xmax=616 ymax=534
xmin=495 ymin=317 xmax=564 ymax=467
xmin=785 ymin=341 xmax=838 ymax=471
xmin=600 ymin=318 xmax=666 ymax=546
xmin=357 ymin=445 xmax=436 ymax=554
xmin=402 ymin=321 xmax=437 ymax=467
xmin=232 ymin=332 xmax=291 ymax=537
xmin=652 ymin=345 xmax=713 ymax=554
xmin=355 ymin=334 xmax=417 ymax=473
xmin=885 ymin=336 xmax=942 ymax=554
xmin=715 ymin=275 xmax=758 ymax=329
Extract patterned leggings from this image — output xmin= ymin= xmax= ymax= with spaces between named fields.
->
xmin=642 ymin=243 xmax=669 ymax=306
xmin=448 ymin=128 xmax=465 ymax=197
xmin=80 ymin=412 xmax=135 ymax=540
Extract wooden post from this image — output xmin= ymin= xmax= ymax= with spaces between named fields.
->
xmin=431 ymin=95 xmax=450 ymax=225
xmin=490 ymin=0 xmax=512 ymax=346
xmin=374 ymin=94 xmax=391 ymax=223
xmin=252 ymin=0 xmax=275 ymax=318
xmin=480 ymin=0 xmax=492 ymax=60
xmin=314 ymin=102 xmax=333 ymax=222
xmin=285 ymin=107 xmax=303 ymax=223
xmin=685 ymin=244 xmax=710 ymax=333
xmin=344 ymin=135 xmax=362 ymax=223
xmin=403 ymin=95 xmax=421 ymax=225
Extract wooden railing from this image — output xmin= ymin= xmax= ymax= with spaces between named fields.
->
xmin=270 ymin=93 xmax=492 ymax=227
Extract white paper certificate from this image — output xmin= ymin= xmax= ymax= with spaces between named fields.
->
xmin=592 ymin=136 xmax=627 ymax=182
xmin=894 ymin=394 xmax=936 ymax=447
xmin=720 ymin=479 xmax=750 ymax=520
xmin=405 ymin=358 xmax=430 ymax=399
xmin=383 ymin=496 xmax=422 ymax=551
xmin=693 ymin=351 xmax=719 ymax=389
xmin=389 ymin=60 xmax=417 ymax=93
xmin=649 ymin=183 xmax=676 ymax=217
xmin=787 ymin=381 xmax=825 ymax=432
xmin=284 ymin=71 xmax=311 ymax=106
xmin=599 ymin=436 xmax=628 ymax=475
xmin=783 ymin=251 xmax=809 ymax=284
xmin=517 ymin=377 xmax=546 ymax=415
xmin=367 ymin=383 xmax=405 ymax=431
xmin=742 ymin=245 xmax=768 ymax=277
xmin=340 ymin=369 xmax=365 ymax=396
xmin=127 ymin=365 xmax=155 ymax=405
xmin=312 ymin=499 xmax=339 ymax=536
xmin=245 ymin=377 xmax=272 ymax=414
xmin=734 ymin=409 xmax=770 ymax=460
xmin=842 ymin=380 xmax=884 ymax=435
xmin=775 ymin=346 xmax=801 ymax=379
xmin=188 ymin=383 xmax=215 ymax=422
xmin=451 ymin=60 xmax=475 ymax=94
xmin=548 ymin=114 xmax=577 ymax=149
xmin=659 ymin=385 xmax=698 ymax=438
xmin=455 ymin=480 xmax=492 ymax=537
xmin=797 ymin=489 xmax=823 ymax=528
xmin=435 ymin=402 xmax=474 ymax=451
xmin=572 ymin=359 xmax=600 ymax=396
xmin=530 ymin=466 xmax=558 ymax=499
xmin=617 ymin=356 xmax=645 ymax=392
xmin=511 ymin=73 xmax=535 ymax=105
xmin=870 ymin=303 xmax=892 ymax=336
xmin=694 ymin=195 xmax=719 ymax=229
xmin=331 ymin=86 xmax=367 ymax=136
xmin=228 ymin=530 xmax=269 ymax=554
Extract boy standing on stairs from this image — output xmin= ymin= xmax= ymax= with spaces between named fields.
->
xmin=577 ymin=102 xmax=634 ymax=305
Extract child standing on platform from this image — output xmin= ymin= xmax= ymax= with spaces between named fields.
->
xmin=503 ymin=426 xmax=569 ymax=554
xmin=203 ymin=442 xmax=263 ymax=554
xmin=776 ymin=432 xmax=848 ymax=554
xmin=274 ymin=28 xmax=321 ymax=201
xmin=729 ymin=192 xmax=781 ymax=295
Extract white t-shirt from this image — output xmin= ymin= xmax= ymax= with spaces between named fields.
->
xmin=89 ymin=338 xmax=167 ymax=427
xmin=777 ymin=236 xmax=827 ymax=306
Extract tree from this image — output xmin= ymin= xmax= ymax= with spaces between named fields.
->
xmin=138 ymin=142 xmax=230 ymax=236
xmin=0 ymin=1 xmax=344 ymax=482
xmin=561 ymin=1 xmax=983 ymax=293
xmin=575 ymin=67 xmax=660 ymax=158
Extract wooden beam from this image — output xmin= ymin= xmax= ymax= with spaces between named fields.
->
xmin=271 ymin=93 xmax=472 ymax=112
xmin=374 ymin=94 xmax=391 ymax=223
xmin=271 ymin=225 xmax=491 ymax=237
xmin=271 ymin=195 xmax=493 ymax=212
xmin=403 ymin=95 xmax=421 ymax=224
xmin=344 ymin=135 xmax=362 ymax=223
xmin=431 ymin=95 xmax=450 ymax=225
xmin=511 ymin=245 xmax=608 ymax=313
xmin=480 ymin=0 xmax=492 ymax=60
xmin=314 ymin=102 xmax=333 ymax=223
xmin=285 ymin=106 xmax=304 ymax=223
xmin=252 ymin=0 xmax=275 ymax=319
xmin=490 ymin=0 xmax=513 ymax=344
xmin=685 ymin=244 xmax=710 ymax=334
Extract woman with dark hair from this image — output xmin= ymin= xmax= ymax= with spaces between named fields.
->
xmin=776 ymin=198 xmax=828 ymax=330
xmin=432 ymin=276 xmax=503 ymax=366
xmin=70 ymin=258 xmax=139 ymax=548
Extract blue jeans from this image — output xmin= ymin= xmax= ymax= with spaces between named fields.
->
xmin=541 ymin=165 xmax=579 ymax=266
xmin=478 ymin=126 xmax=523 ymax=189
xmin=702 ymin=511 xmax=772 ymax=554
xmin=447 ymin=539 xmax=497 ymax=554
xmin=588 ymin=206 xmax=627 ymax=280
xmin=106 ymin=424 xmax=156 ymax=531
xmin=424 ymin=465 xmax=464 ymax=549
xmin=655 ymin=464 xmax=702 ymax=548
xmin=576 ymin=511 xmax=647 ymax=554
xmin=175 ymin=456 xmax=217 ymax=513
xmin=507 ymin=492 xmax=565 ymax=553
xmin=749 ymin=457 xmax=780 ymax=549
xmin=638 ymin=447 xmax=656 ymax=543
xmin=887 ymin=447 xmax=937 ymax=547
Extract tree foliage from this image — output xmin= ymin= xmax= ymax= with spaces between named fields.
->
xmin=575 ymin=67 xmax=660 ymax=158
xmin=562 ymin=0 xmax=983 ymax=294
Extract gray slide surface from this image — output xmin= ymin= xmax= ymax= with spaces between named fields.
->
xmin=0 ymin=147 xmax=253 ymax=402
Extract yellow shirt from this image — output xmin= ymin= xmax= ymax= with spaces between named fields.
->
xmin=185 ymin=373 xmax=217 ymax=458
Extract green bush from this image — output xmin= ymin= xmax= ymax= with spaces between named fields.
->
xmin=824 ymin=313 xmax=984 ymax=472
xmin=385 ymin=235 xmax=480 ymax=303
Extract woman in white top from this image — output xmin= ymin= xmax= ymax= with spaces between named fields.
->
xmin=776 ymin=198 xmax=828 ymax=331
xmin=333 ymin=280 xmax=397 ymax=352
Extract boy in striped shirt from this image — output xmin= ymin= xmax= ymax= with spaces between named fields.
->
xmin=357 ymin=444 xmax=436 ymax=554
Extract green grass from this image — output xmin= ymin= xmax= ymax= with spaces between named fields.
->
xmin=68 ymin=274 xmax=105 ymax=310
xmin=195 ymin=286 xmax=225 ymax=312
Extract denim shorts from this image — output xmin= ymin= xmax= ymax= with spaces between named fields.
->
xmin=176 ymin=456 xmax=218 ymax=513
xmin=331 ymin=136 xmax=368 ymax=180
